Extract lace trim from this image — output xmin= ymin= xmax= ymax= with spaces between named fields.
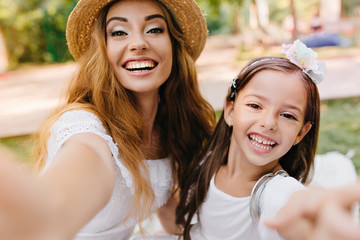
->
xmin=146 ymin=160 xmax=173 ymax=207
xmin=46 ymin=110 xmax=173 ymax=204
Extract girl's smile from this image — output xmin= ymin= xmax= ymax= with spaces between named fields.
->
xmin=248 ymin=133 xmax=277 ymax=153
xmin=225 ymin=69 xmax=312 ymax=169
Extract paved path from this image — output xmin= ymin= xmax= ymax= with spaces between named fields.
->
xmin=0 ymin=35 xmax=359 ymax=138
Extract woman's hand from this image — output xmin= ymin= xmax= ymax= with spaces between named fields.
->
xmin=157 ymin=191 xmax=182 ymax=235
xmin=264 ymin=183 xmax=360 ymax=240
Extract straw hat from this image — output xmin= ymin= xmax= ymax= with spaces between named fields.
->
xmin=66 ymin=0 xmax=208 ymax=61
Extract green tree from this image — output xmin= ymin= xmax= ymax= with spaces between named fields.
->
xmin=0 ymin=0 xmax=77 ymax=68
xmin=197 ymin=0 xmax=245 ymax=34
xmin=342 ymin=0 xmax=360 ymax=16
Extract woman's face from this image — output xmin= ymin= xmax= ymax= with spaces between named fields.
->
xmin=106 ymin=0 xmax=173 ymax=95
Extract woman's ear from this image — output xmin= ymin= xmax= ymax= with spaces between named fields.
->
xmin=294 ymin=122 xmax=312 ymax=145
xmin=224 ymin=100 xmax=234 ymax=127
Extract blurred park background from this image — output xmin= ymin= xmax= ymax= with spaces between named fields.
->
xmin=0 ymin=0 xmax=359 ymax=173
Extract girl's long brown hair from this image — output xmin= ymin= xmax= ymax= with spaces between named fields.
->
xmin=176 ymin=57 xmax=320 ymax=240
xmin=33 ymin=0 xmax=215 ymax=226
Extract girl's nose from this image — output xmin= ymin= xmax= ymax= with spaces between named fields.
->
xmin=128 ymin=32 xmax=148 ymax=52
xmin=260 ymin=112 xmax=277 ymax=131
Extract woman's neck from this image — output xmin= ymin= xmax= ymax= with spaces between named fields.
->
xmin=134 ymin=92 xmax=165 ymax=159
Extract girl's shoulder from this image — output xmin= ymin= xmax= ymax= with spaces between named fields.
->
xmin=267 ymin=173 xmax=305 ymax=191
xmin=250 ymin=170 xmax=305 ymax=222
xmin=255 ymin=171 xmax=306 ymax=240
xmin=261 ymin=171 xmax=305 ymax=205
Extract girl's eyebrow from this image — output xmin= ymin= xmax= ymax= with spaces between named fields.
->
xmin=106 ymin=14 xmax=165 ymax=25
xmin=245 ymin=94 xmax=304 ymax=114
xmin=283 ymin=104 xmax=304 ymax=115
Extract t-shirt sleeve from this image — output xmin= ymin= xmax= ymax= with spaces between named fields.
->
xmin=258 ymin=176 xmax=306 ymax=240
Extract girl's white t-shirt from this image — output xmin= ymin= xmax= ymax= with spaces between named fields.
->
xmin=43 ymin=110 xmax=174 ymax=240
xmin=190 ymin=174 xmax=305 ymax=240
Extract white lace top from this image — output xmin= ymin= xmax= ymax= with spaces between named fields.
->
xmin=43 ymin=110 xmax=173 ymax=240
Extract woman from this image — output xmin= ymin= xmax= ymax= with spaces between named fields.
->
xmin=0 ymin=0 xmax=215 ymax=239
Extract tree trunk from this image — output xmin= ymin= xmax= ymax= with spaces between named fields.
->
xmin=0 ymin=28 xmax=9 ymax=72
xmin=290 ymin=0 xmax=298 ymax=40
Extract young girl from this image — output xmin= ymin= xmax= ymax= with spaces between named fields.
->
xmin=0 ymin=0 xmax=215 ymax=239
xmin=176 ymin=40 xmax=326 ymax=240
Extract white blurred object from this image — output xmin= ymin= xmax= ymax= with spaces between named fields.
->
xmin=310 ymin=150 xmax=359 ymax=222
xmin=310 ymin=150 xmax=357 ymax=188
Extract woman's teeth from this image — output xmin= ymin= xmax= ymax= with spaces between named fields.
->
xmin=125 ymin=61 xmax=156 ymax=72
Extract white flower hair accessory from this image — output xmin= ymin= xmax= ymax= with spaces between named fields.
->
xmin=281 ymin=39 xmax=326 ymax=84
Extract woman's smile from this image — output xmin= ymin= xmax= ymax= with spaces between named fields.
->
xmin=106 ymin=0 xmax=173 ymax=94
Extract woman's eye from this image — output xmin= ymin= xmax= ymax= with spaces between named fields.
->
xmin=147 ymin=27 xmax=164 ymax=34
xmin=281 ymin=113 xmax=297 ymax=121
xmin=110 ymin=30 xmax=127 ymax=37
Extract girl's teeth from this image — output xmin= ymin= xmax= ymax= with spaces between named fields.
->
xmin=252 ymin=142 xmax=272 ymax=150
xmin=249 ymin=134 xmax=276 ymax=147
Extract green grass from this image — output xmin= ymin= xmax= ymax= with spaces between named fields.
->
xmin=0 ymin=135 xmax=34 ymax=165
xmin=317 ymin=97 xmax=360 ymax=173
xmin=1 ymin=97 xmax=359 ymax=173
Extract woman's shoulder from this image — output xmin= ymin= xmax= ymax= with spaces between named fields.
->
xmin=50 ymin=109 xmax=106 ymax=135
xmin=46 ymin=109 xmax=112 ymax=164
xmin=54 ymin=109 xmax=101 ymax=125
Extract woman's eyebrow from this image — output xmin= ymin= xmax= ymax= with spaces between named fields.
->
xmin=145 ymin=14 xmax=165 ymax=21
xmin=106 ymin=16 xmax=127 ymax=25
xmin=106 ymin=14 xmax=164 ymax=26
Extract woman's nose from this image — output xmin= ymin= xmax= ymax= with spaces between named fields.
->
xmin=128 ymin=32 xmax=148 ymax=52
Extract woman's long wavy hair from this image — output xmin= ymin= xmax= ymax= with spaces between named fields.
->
xmin=33 ymin=0 xmax=215 ymax=226
xmin=176 ymin=56 xmax=320 ymax=240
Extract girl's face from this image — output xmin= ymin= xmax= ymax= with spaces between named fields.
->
xmin=106 ymin=0 xmax=173 ymax=95
xmin=225 ymin=70 xmax=312 ymax=169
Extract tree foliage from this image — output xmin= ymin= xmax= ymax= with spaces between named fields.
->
xmin=0 ymin=0 xmax=359 ymax=68
xmin=0 ymin=0 xmax=77 ymax=68
xmin=196 ymin=0 xmax=245 ymax=34
xmin=342 ymin=0 xmax=360 ymax=16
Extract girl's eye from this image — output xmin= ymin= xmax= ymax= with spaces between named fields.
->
xmin=110 ymin=30 xmax=127 ymax=37
xmin=281 ymin=113 xmax=298 ymax=121
xmin=247 ymin=103 xmax=261 ymax=110
xmin=147 ymin=27 xmax=164 ymax=34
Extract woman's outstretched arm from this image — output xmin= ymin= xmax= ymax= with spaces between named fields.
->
xmin=0 ymin=133 xmax=115 ymax=240
xmin=265 ymin=183 xmax=360 ymax=240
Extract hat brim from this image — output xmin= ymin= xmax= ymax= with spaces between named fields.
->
xmin=66 ymin=0 xmax=208 ymax=61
